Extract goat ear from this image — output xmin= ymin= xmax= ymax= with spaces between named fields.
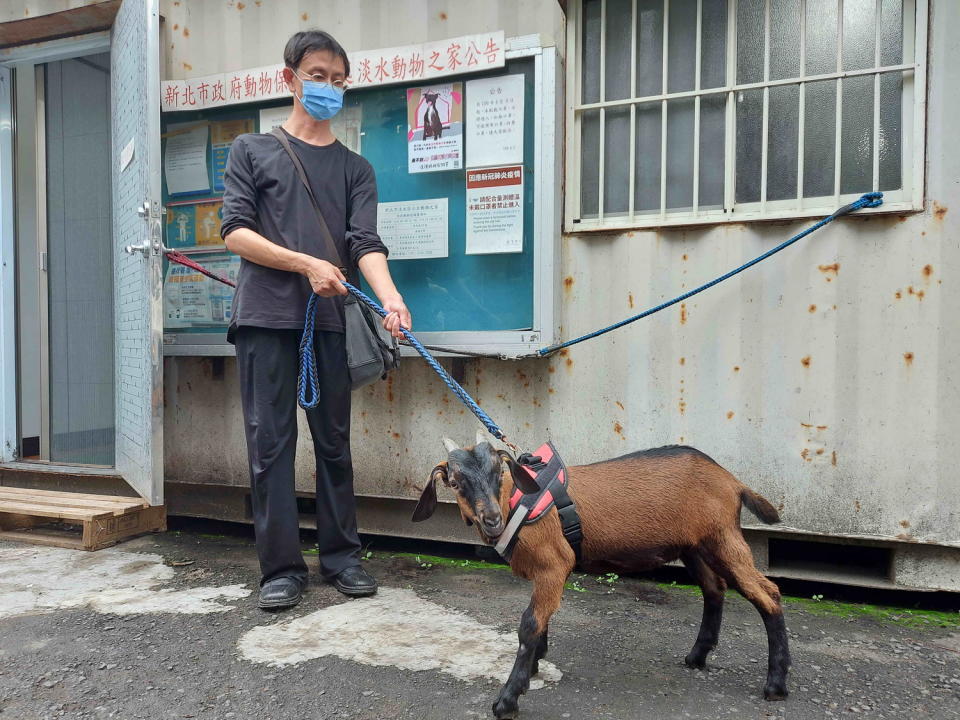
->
xmin=497 ymin=450 xmax=539 ymax=494
xmin=411 ymin=463 xmax=446 ymax=522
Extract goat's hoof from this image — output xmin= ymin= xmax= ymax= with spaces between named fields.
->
xmin=763 ymin=683 xmax=789 ymax=701
xmin=684 ymin=653 xmax=707 ymax=669
xmin=492 ymin=696 xmax=519 ymax=719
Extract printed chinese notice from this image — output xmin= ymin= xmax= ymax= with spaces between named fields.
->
xmin=465 ymin=166 xmax=523 ymax=255
xmin=465 ymin=74 xmax=525 ymax=168
xmin=407 ymin=83 xmax=463 ymax=173
xmin=258 ymin=104 xmax=363 ymax=154
xmin=211 ymin=118 xmax=254 ymax=192
xmin=164 ymin=123 xmax=210 ymax=196
xmin=164 ymin=256 xmax=240 ymax=329
xmin=377 ymin=198 xmax=448 ymax=260
xmin=161 ymin=32 xmax=505 ymax=112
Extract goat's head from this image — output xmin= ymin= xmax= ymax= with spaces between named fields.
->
xmin=411 ymin=430 xmax=539 ymax=541
xmin=423 ymin=91 xmax=439 ymax=105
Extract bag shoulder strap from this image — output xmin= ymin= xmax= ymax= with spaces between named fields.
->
xmin=270 ymin=127 xmax=349 ymax=276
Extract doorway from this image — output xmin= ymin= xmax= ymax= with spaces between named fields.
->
xmin=14 ymin=50 xmax=115 ymax=466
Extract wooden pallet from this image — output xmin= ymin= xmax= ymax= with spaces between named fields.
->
xmin=0 ymin=486 xmax=166 ymax=551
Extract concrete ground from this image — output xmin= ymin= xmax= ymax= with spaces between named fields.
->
xmin=0 ymin=523 xmax=958 ymax=720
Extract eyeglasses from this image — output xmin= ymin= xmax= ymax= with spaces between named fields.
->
xmin=296 ymin=69 xmax=348 ymax=91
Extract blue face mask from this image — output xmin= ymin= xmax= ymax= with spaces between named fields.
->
xmin=295 ymin=73 xmax=344 ymax=122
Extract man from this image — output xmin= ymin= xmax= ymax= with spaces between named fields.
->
xmin=221 ymin=30 xmax=411 ymax=610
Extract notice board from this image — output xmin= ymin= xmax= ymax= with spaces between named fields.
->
xmin=160 ymin=51 xmax=555 ymax=355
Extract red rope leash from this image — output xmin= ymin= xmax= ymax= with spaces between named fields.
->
xmin=166 ymin=250 xmax=236 ymax=288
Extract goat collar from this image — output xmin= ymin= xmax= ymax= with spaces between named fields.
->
xmin=494 ymin=442 xmax=583 ymax=563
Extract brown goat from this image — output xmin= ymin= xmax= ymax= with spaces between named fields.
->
xmin=413 ymin=434 xmax=790 ymax=719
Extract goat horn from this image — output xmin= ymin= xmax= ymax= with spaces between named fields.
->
xmin=475 ymin=428 xmax=488 ymax=447
xmin=442 ymin=437 xmax=459 ymax=454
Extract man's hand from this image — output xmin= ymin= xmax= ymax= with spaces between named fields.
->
xmin=300 ymin=256 xmax=347 ymax=297
xmin=380 ymin=295 xmax=412 ymax=339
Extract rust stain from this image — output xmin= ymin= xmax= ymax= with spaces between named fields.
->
xmin=682 ymin=253 xmax=688 ymax=261
xmin=933 ymin=202 xmax=948 ymax=220
xmin=532 ymin=398 xmax=542 ymax=407
xmin=816 ymin=448 xmax=824 ymax=455
xmin=615 ymin=401 xmax=625 ymax=411
xmin=559 ymin=349 xmax=569 ymax=357
xmin=548 ymin=388 xmax=556 ymax=395
xmin=899 ymin=519 xmax=911 ymax=529
xmin=565 ymin=357 xmax=574 ymax=370
xmin=726 ymin=411 xmax=735 ymax=420
xmin=923 ymin=264 xmax=934 ymax=279
xmin=255 ymin=0 xmax=262 ymax=5
xmin=679 ymin=436 xmax=684 ymax=443
xmin=818 ymin=263 xmax=839 ymax=281
xmin=898 ymin=215 xmax=907 ymax=223
xmin=679 ymin=357 xmax=685 ymax=366
xmin=496 ymin=393 xmax=506 ymax=401
xmin=237 ymin=1 xmax=246 ymax=9
xmin=439 ymin=11 xmax=448 ymax=19
xmin=173 ymin=23 xmax=179 ymax=30
xmin=895 ymin=290 xmax=902 ymax=300
xmin=386 ymin=375 xmax=395 ymax=402
xmin=563 ymin=276 xmax=574 ymax=291
xmin=808 ymin=304 xmax=817 ymax=313
xmin=301 ymin=12 xmax=308 ymax=20
xmin=680 ymin=303 xmax=688 ymax=324
xmin=613 ymin=422 xmax=624 ymax=436
xmin=922 ymin=230 xmax=927 ymax=236
xmin=391 ymin=432 xmax=401 ymax=439
xmin=801 ymin=355 xmax=811 ymax=368
xmin=628 ymin=292 xmax=635 ymax=309
xmin=903 ymin=351 xmax=914 ymax=366
xmin=183 ymin=26 xmax=190 ymax=37
xmin=182 ymin=62 xmax=193 ymax=71
xmin=800 ymin=448 xmax=810 ymax=462
xmin=854 ymin=501 xmax=861 ymax=512
xmin=733 ymin=365 xmax=740 ymax=372
xmin=548 ymin=365 xmax=556 ymax=374
xmin=831 ymin=451 xmax=837 ymax=466
xmin=917 ymin=289 xmax=925 ymax=300
xmin=800 ymin=422 xmax=813 ymax=428
xmin=678 ymin=399 xmax=687 ymax=414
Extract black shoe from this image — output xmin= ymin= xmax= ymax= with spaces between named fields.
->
xmin=331 ymin=566 xmax=378 ymax=597
xmin=258 ymin=577 xmax=303 ymax=610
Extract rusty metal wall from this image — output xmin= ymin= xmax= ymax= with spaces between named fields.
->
xmin=156 ymin=0 xmax=565 ymax=78
xmin=163 ymin=0 xmax=960 ymax=576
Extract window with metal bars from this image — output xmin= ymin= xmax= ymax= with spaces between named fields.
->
xmin=566 ymin=0 xmax=926 ymax=230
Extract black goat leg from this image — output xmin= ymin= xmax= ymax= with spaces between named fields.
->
xmin=681 ymin=551 xmax=727 ymax=669
xmin=531 ymin=627 xmax=549 ymax=676
xmin=492 ymin=571 xmax=565 ymax=719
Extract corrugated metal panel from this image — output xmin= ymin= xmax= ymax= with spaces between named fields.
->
xmin=164 ymin=0 xmax=959 ymax=555
xmin=157 ymin=0 xmax=564 ymax=80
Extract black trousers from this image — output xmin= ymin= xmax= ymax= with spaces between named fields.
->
xmin=234 ymin=326 xmax=360 ymax=586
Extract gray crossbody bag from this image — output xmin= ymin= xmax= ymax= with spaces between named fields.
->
xmin=271 ymin=128 xmax=400 ymax=390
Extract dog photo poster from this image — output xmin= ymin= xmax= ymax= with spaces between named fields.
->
xmin=406 ymin=82 xmax=463 ymax=173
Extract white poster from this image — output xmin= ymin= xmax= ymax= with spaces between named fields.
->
xmin=378 ymin=198 xmax=448 ymax=260
xmin=407 ymin=83 xmax=463 ymax=173
xmin=164 ymin=123 xmax=210 ymax=196
xmin=258 ymin=104 xmax=363 ymax=154
xmin=164 ymin=256 xmax=240 ymax=329
xmin=465 ymin=74 xmax=525 ymax=168
xmin=161 ymin=31 xmax=506 ymax=112
xmin=465 ymin=165 xmax=523 ymax=255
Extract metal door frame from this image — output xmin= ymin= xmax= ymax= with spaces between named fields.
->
xmin=0 ymin=33 xmax=113 ymax=466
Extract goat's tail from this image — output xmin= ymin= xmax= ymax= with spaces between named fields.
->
xmin=740 ymin=487 xmax=781 ymax=524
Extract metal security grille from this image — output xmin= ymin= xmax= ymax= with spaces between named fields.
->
xmin=566 ymin=0 xmax=927 ymax=230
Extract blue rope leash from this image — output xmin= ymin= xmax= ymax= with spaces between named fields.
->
xmin=535 ymin=192 xmax=883 ymax=357
xmin=298 ymin=192 xmax=882 ymax=444
xmin=298 ymin=286 xmax=508 ymax=442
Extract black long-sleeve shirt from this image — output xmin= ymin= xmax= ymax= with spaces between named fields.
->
xmin=220 ymin=129 xmax=388 ymax=340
